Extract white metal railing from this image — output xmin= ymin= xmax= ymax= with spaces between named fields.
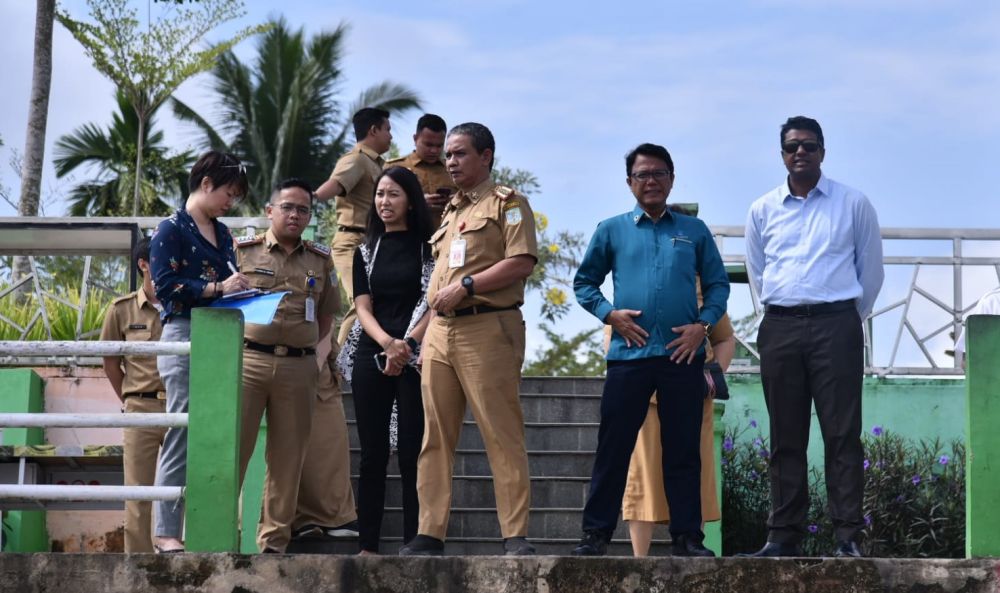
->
xmin=0 ymin=340 xmax=189 ymax=507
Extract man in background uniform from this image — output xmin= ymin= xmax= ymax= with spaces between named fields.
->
xmin=399 ymin=122 xmax=538 ymax=557
xmin=384 ymin=113 xmax=456 ymax=228
xmin=290 ymin=328 xmax=360 ymax=542
xmin=316 ymin=107 xmax=392 ymax=345
xmin=100 ymin=237 xmax=166 ymax=553
xmin=236 ymin=178 xmax=338 ymax=552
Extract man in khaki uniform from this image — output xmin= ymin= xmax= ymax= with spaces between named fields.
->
xmin=236 ymin=178 xmax=339 ymax=552
xmin=384 ymin=113 xmax=456 ymax=229
xmin=399 ymin=122 xmax=538 ymax=557
xmin=100 ymin=237 xmax=166 ymax=554
xmin=290 ymin=332 xmax=360 ymax=541
xmin=316 ymin=107 xmax=392 ymax=345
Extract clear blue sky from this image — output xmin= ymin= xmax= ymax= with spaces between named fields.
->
xmin=2 ymin=1 xmax=999 ymax=364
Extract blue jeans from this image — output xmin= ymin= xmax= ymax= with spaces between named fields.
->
xmin=154 ymin=317 xmax=190 ymax=538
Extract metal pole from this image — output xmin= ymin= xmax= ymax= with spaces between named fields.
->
xmin=0 ymin=485 xmax=183 ymax=502
xmin=0 ymin=341 xmax=190 ymax=357
xmin=0 ymin=413 xmax=187 ymax=428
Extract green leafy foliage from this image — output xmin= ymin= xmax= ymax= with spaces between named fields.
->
xmin=522 ymin=324 xmax=605 ymax=377
xmin=0 ymin=285 xmax=115 ymax=341
xmin=721 ymin=423 xmax=966 ymax=557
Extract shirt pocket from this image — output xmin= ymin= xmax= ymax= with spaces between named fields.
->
xmin=669 ymin=235 xmax=697 ymax=270
xmin=458 ymin=217 xmax=494 ymax=264
xmin=247 ymin=269 xmax=277 ymax=290
xmin=124 ymin=327 xmax=153 ymax=342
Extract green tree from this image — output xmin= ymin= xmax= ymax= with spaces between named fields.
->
xmin=171 ymin=18 xmax=421 ymax=211
xmin=56 ymin=0 xmax=267 ymax=216
xmin=523 ymin=324 xmax=605 ymax=377
xmin=53 ymin=91 xmax=193 ymax=216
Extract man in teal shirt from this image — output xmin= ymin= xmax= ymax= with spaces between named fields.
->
xmin=572 ymin=143 xmax=729 ymax=556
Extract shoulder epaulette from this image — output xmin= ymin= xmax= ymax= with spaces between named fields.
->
xmin=111 ymin=292 xmax=135 ymax=306
xmin=304 ymin=240 xmax=331 ymax=257
xmin=495 ymin=185 xmax=516 ymax=201
xmin=236 ymin=233 xmax=265 ymax=248
xmin=384 ymin=156 xmax=405 ymax=166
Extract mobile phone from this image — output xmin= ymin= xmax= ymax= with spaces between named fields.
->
xmin=436 ymin=188 xmax=452 ymax=199
xmin=374 ymin=352 xmax=387 ymax=373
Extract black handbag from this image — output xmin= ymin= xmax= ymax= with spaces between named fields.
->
xmin=704 ymin=360 xmax=730 ymax=400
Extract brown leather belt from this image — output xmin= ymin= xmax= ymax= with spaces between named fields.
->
xmin=244 ymin=340 xmax=316 ymax=357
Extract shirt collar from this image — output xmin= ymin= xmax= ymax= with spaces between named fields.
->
xmin=781 ymin=173 xmax=831 ymax=201
xmin=461 ymin=178 xmax=496 ymax=205
xmin=136 ymin=286 xmax=153 ymax=311
xmin=357 ymin=143 xmax=384 ymax=164
xmin=630 ymin=204 xmax=674 ymax=225
xmin=264 ymin=228 xmax=303 ymax=253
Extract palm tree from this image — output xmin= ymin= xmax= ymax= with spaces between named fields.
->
xmin=172 ymin=18 xmax=422 ymax=211
xmin=53 ymin=91 xmax=193 ymax=216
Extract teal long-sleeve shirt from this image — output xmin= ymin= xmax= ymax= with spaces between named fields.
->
xmin=574 ymin=205 xmax=730 ymax=361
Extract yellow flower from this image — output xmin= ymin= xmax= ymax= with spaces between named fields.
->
xmin=547 ymin=244 xmax=560 ymax=254
xmin=534 ymin=212 xmax=549 ymax=231
xmin=545 ymin=287 xmax=567 ymax=306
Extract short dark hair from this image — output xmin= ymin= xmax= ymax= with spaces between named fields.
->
xmin=353 ymin=107 xmax=390 ymax=141
xmin=364 ymin=167 xmax=434 ymax=253
xmin=780 ymin=116 xmax=824 ymax=147
xmin=416 ymin=113 xmax=447 ymax=134
xmin=448 ymin=122 xmax=495 ymax=169
xmin=625 ymin=143 xmax=674 ymax=176
xmin=187 ymin=150 xmax=249 ymax=196
xmin=133 ymin=236 xmax=151 ymax=277
xmin=271 ymin=177 xmax=315 ymax=206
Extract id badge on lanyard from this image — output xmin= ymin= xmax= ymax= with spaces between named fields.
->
xmin=449 ymin=237 xmax=467 ymax=268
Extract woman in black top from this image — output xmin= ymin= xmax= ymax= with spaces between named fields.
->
xmin=337 ymin=166 xmax=435 ymax=554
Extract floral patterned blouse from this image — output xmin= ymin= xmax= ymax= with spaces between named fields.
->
xmin=150 ymin=208 xmax=237 ymax=321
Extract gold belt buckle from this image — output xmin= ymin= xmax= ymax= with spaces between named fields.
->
xmin=274 ymin=345 xmax=288 ymax=357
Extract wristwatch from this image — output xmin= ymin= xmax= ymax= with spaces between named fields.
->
xmin=699 ymin=320 xmax=712 ymax=335
xmin=405 ymin=336 xmax=419 ymax=352
xmin=461 ymin=275 xmax=475 ymax=296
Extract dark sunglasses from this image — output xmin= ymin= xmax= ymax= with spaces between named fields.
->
xmin=781 ymin=140 xmax=822 ymax=154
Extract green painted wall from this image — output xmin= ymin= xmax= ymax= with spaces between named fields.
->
xmin=721 ymin=375 xmax=966 ymax=461
xmin=0 ymin=369 xmax=48 ymax=552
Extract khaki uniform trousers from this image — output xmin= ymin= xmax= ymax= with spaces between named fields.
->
xmin=332 ymin=230 xmax=364 ymax=345
xmin=293 ymin=361 xmax=358 ymax=530
xmin=621 ymin=396 xmax=720 ymax=523
xmin=239 ymin=350 xmax=318 ymax=551
xmin=122 ymin=396 xmax=167 ymax=553
xmin=417 ymin=309 xmax=531 ymax=540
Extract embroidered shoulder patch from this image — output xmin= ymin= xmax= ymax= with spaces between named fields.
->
xmin=505 ymin=207 xmax=523 ymax=225
xmin=495 ymin=185 xmax=515 ymax=201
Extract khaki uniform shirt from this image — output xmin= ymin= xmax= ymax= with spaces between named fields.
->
xmin=99 ymin=288 xmax=165 ymax=395
xmin=384 ymin=152 xmax=456 ymax=229
xmin=428 ymin=178 xmax=538 ymax=309
xmin=236 ymin=229 xmax=338 ymax=349
xmin=329 ymin=143 xmax=385 ymax=229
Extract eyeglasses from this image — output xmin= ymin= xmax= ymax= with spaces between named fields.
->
xmin=630 ymin=169 xmax=672 ymax=182
xmin=274 ymin=202 xmax=311 ymax=216
xmin=781 ymin=140 xmax=822 ymax=154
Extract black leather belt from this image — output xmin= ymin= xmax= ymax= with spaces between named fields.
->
xmin=124 ymin=391 xmax=161 ymax=399
xmin=244 ymin=340 xmax=316 ymax=357
xmin=444 ymin=304 xmax=520 ymax=318
xmin=765 ymin=300 xmax=855 ymax=317
xmin=337 ymin=225 xmax=366 ymax=233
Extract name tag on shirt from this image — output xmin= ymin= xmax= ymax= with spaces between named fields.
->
xmin=449 ymin=238 xmax=467 ymax=268
xmin=305 ymin=296 xmax=316 ymax=323
xmin=128 ymin=324 xmax=148 ymax=330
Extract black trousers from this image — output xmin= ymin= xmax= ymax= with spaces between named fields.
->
xmin=581 ymin=354 xmax=706 ymax=538
xmin=758 ymin=305 xmax=865 ymax=544
xmin=351 ymin=349 xmax=424 ymax=552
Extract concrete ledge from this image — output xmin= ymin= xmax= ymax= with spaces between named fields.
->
xmin=1 ymin=554 xmax=997 ymax=593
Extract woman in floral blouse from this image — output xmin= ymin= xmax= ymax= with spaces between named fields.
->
xmin=149 ymin=151 xmax=250 ymax=553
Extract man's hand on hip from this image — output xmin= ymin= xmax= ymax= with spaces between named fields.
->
xmin=606 ymin=309 xmax=648 ymax=348
xmin=667 ymin=323 xmax=707 ymax=364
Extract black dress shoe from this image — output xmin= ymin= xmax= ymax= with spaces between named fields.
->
xmin=504 ymin=536 xmax=536 ymax=556
xmin=737 ymin=542 xmax=802 ymax=557
xmin=398 ymin=534 xmax=444 ymax=556
xmin=571 ymin=530 xmax=609 ymax=556
xmin=671 ymin=533 xmax=716 ymax=557
xmin=834 ymin=540 xmax=862 ymax=558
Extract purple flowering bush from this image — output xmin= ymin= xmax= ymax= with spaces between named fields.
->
xmin=721 ymin=424 xmax=965 ymax=557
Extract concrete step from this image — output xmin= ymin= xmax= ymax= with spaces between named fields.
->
xmin=349 ymin=449 xmax=596 ymax=478
xmin=286 ymin=537 xmax=665 ymax=556
xmin=349 ymin=475 xmax=591 ymax=509
xmin=364 ymin=506 xmax=626 ymax=541
xmin=346 ymin=421 xmax=599 ymax=452
xmin=341 ymin=392 xmax=604 ymax=424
